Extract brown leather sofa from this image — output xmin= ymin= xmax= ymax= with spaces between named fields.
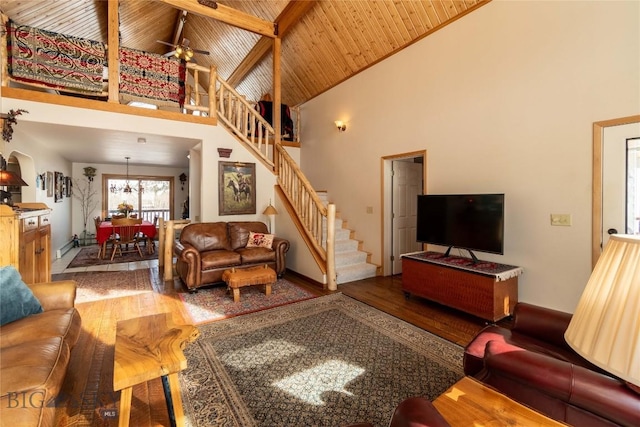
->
xmin=0 ymin=280 xmax=82 ymax=427
xmin=464 ymin=302 xmax=640 ymax=427
xmin=174 ymin=221 xmax=290 ymax=292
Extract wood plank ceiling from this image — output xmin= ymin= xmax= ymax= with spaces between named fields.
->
xmin=0 ymin=0 xmax=489 ymax=107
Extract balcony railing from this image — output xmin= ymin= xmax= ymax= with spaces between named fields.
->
xmin=106 ymin=209 xmax=169 ymax=223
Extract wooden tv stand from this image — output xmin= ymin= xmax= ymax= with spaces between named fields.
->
xmin=401 ymin=252 xmax=522 ymax=322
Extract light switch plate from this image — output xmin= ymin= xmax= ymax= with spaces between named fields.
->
xmin=551 ymin=214 xmax=572 ymax=226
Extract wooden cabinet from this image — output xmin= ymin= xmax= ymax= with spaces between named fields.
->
xmin=402 ymin=252 xmax=522 ymax=322
xmin=0 ymin=203 xmax=52 ymax=284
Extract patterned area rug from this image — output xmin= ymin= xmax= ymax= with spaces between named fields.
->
xmin=8 ymin=20 xmax=105 ymax=92
xmin=70 ymin=269 xmax=153 ymax=304
xmin=179 ymin=294 xmax=464 ymax=427
xmin=66 ymin=245 xmax=157 ymax=268
xmin=179 ymin=278 xmax=318 ymax=324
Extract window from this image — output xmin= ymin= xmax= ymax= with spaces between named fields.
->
xmin=103 ymin=175 xmax=174 ymax=221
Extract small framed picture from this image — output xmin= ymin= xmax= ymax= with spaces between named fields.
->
xmin=54 ymin=171 xmax=64 ymax=202
xmin=65 ymin=176 xmax=72 ymax=197
xmin=218 ymin=161 xmax=256 ymax=215
xmin=46 ymin=172 xmax=53 ymax=197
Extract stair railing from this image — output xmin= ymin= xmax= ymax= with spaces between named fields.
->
xmin=215 ymin=74 xmax=276 ymax=169
xmin=275 ymin=144 xmax=337 ymax=290
xmin=182 ymin=62 xmax=216 ymax=116
xmin=189 ymin=68 xmax=334 ymax=288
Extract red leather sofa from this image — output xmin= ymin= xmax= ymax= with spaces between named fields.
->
xmin=464 ymin=303 xmax=640 ymax=426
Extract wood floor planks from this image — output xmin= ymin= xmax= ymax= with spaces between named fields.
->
xmin=54 ymin=268 xmax=495 ymax=426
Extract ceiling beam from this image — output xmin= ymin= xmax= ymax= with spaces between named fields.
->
xmin=226 ymin=1 xmax=317 ymax=89
xmin=156 ymin=0 xmax=276 ymax=38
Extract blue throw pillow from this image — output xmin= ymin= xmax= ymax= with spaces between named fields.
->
xmin=0 ymin=265 xmax=44 ymax=326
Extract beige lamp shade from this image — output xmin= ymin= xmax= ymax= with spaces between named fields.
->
xmin=263 ymin=204 xmax=278 ymax=216
xmin=564 ymin=234 xmax=640 ymax=387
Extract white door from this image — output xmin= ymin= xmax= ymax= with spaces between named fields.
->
xmin=602 ymin=123 xmax=640 ymax=248
xmin=392 ymin=160 xmax=423 ymax=274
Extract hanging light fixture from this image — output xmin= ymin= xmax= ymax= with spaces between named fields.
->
xmin=110 ymin=157 xmax=143 ymax=194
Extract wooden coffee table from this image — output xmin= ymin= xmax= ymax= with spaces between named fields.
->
xmin=433 ymin=376 xmax=568 ymax=426
xmin=222 ymin=264 xmax=276 ymax=302
xmin=113 ymin=313 xmax=199 ymax=427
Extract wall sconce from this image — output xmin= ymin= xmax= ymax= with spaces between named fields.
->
xmin=179 ymin=173 xmax=188 ymax=191
xmin=334 ymin=120 xmax=346 ymax=132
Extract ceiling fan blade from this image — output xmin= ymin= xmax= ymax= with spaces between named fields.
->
xmin=192 ymin=48 xmax=210 ymax=55
xmin=156 ymin=40 xmax=175 ymax=47
xmin=163 ymin=51 xmax=177 ymax=58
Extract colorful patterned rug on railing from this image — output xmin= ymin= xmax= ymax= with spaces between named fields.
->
xmin=403 ymin=251 xmax=523 ymax=280
xmin=118 ymin=47 xmax=185 ymax=107
xmin=7 ymin=20 xmax=106 ymax=93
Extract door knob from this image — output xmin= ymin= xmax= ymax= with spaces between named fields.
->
xmin=607 ymin=228 xmax=618 ymax=235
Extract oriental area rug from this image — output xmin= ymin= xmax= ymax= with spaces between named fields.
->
xmin=68 ymin=268 xmax=153 ymax=304
xmin=179 ymin=278 xmax=318 ymax=324
xmin=66 ymin=246 xmax=157 ymax=268
xmin=179 ymin=294 xmax=464 ymax=427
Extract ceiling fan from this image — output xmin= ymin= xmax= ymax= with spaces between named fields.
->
xmin=156 ymin=38 xmax=210 ymax=62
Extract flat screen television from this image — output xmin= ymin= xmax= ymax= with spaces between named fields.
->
xmin=416 ymin=193 xmax=505 ymax=260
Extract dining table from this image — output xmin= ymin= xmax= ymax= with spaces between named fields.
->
xmin=97 ymin=220 xmax=157 ymax=259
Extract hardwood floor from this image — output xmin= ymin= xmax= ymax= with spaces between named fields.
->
xmin=52 ymin=266 xmax=499 ymax=426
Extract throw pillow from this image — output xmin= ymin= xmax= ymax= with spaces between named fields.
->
xmin=245 ymin=231 xmax=274 ymax=249
xmin=0 ymin=265 xmax=43 ymax=326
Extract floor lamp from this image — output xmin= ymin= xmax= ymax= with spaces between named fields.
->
xmin=564 ymin=234 xmax=640 ymax=393
xmin=263 ymin=201 xmax=278 ymax=233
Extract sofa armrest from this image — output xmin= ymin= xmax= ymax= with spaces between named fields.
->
xmin=511 ymin=303 xmax=573 ymax=350
xmin=478 ymin=341 xmax=640 ymax=427
xmin=28 ymin=280 xmax=77 ymax=310
xmin=272 ymin=237 xmax=290 ymax=276
xmin=174 ymin=241 xmax=200 ymax=262
xmin=174 ymin=241 xmax=202 ymax=288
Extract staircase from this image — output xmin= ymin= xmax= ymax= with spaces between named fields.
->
xmin=319 ymin=192 xmax=377 ymax=284
xmin=211 ymin=72 xmax=376 ymax=286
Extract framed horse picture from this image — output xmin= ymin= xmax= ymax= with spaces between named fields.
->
xmin=218 ymin=161 xmax=256 ymax=215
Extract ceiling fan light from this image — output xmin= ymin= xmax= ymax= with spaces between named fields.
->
xmin=175 ymin=46 xmax=183 ymax=55
xmin=186 ymin=49 xmax=194 ymax=58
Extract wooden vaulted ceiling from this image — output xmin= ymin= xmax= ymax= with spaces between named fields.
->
xmin=0 ymin=0 xmax=489 ymax=107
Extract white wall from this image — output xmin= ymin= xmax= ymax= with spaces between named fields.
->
xmin=299 ymin=1 xmax=640 ymax=312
